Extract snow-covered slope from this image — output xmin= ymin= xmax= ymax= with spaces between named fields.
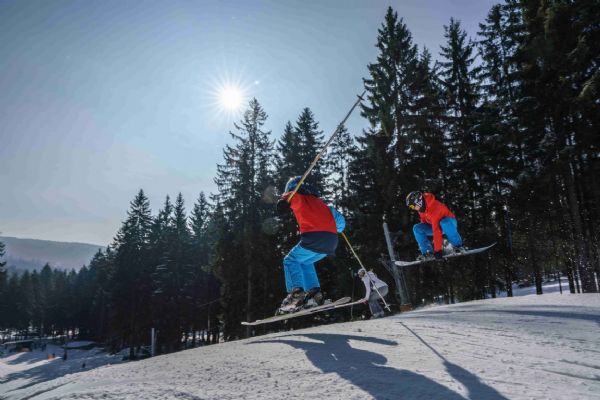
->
xmin=2 ymin=294 xmax=599 ymax=400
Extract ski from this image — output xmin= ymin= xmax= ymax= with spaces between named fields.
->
xmin=241 ymin=296 xmax=361 ymax=326
xmin=395 ymin=243 xmax=497 ymax=267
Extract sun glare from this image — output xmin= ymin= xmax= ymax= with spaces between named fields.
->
xmin=218 ymin=85 xmax=244 ymax=112
xmin=205 ymin=70 xmax=257 ymax=125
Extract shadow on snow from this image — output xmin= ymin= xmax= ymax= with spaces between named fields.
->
xmin=252 ymin=331 xmax=507 ymax=400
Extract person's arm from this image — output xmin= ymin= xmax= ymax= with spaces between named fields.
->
xmin=431 ymin=212 xmax=444 ymax=253
xmin=329 ymin=206 xmax=346 ymax=233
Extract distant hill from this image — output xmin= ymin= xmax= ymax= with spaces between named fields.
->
xmin=0 ymin=236 xmax=105 ymax=272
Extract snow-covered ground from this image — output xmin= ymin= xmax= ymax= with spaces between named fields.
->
xmin=2 ymin=293 xmax=599 ymax=400
xmin=0 ymin=341 xmax=124 ymax=398
xmin=500 ymin=277 xmax=572 ymax=297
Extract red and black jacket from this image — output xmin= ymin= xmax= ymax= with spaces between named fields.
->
xmin=281 ymin=192 xmax=339 ymax=254
xmin=418 ymin=192 xmax=456 ymax=252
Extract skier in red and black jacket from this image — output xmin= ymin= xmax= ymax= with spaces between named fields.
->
xmin=405 ymin=191 xmax=465 ymax=261
xmin=276 ymin=176 xmax=345 ymax=313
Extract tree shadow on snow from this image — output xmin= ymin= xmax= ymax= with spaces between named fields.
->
xmin=253 ymin=333 xmax=501 ymax=400
xmin=0 ymin=348 xmax=120 ymax=395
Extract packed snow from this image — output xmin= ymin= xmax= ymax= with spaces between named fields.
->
xmin=2 ymin=293 xmax=599 ymax=400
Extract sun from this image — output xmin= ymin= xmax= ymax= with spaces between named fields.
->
xmin=204 ymin=69 xmax=257 ymax=125
xmin=218 ymin=85 xmax=244 ymax=111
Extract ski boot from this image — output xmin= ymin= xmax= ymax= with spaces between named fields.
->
xmin=371 ymin=311 xmax=385 ymax=319
xmin=452 ymin=245 xmax=468 ymax=255
xmin=277 ymin=288 xmax=306 ymax=314
xmin=416 ymin=252 xmax=435 ymax=262
xmin=303 ymin=287 xmax=324 ymax=309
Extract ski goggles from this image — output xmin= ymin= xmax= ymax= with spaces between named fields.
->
xmin=408 ymin=204 xmax=418 ymax=210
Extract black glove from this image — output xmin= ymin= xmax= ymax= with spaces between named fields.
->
xmin=276 ymin=199 xmax=291 ymax=216
xmin=434 ymin=251 xmax=444 ymax=261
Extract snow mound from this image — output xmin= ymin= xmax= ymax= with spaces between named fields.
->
xmin=2 ymin=294 xmax=599 ymax=400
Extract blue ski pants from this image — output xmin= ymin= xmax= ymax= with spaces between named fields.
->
xmin=283 ymin=243 xmax=327 ymax=292
xmin=413 ymin=217 xmax=462 ymax=255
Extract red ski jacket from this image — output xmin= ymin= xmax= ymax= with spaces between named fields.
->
xmin=282 ymin=192 xmax=337 ymax=234
xmin=418 ymin=192 xmax=456 ymax=252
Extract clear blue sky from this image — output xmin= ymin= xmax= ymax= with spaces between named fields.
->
xmin=0 ymin=0 xmax=497 ymax=245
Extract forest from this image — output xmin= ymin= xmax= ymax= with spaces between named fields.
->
xmin=0 ymin=0 xmax=598 ymax=357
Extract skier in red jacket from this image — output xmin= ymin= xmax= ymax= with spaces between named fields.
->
xmin=276 ymin=176 xmax=345 ymax=313
xmin=405 ymin=191 xmax=465 ymax=261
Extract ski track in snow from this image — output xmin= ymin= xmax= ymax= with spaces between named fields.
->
xmin=1 ymin=294 xmax=599 ymax=400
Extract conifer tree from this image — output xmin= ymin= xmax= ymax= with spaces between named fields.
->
xmin=410 ymin=48 xmax=447 ymax=192
xmin=4 ymin=273 xmax=20 ymax=331
xmin=355 ymin=7 xmax=421 ymax=302
xmin=18 ymin=271 xmax=34 ymax=337
xmin=439 ymin=18 xmax=482 ymax=222
xmin=0 ymin=240 xmax=6 ymax=328
xmin=275 ymin=121 xmax=304 ymax=191
xmin=294 ymin=108 xmax=326 ymax=193
xmin=213 ymin=98 xmax=279 ymax=338
xmin=325 ymin=124 xmax=355 ymax=210
xmin=88 ymin=248 xmax=114 ymax=342
xmin=189 ymin=192 xmax=218 ymax=344
xmin=110 ymin=189 xmax=153 ymax=357
xmin=0 ymin=239 xmax=5 ymax=278
xmin=476 ymin=1 xmax=525 ymax=295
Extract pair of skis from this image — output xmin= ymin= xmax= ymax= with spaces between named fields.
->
xmin=394 ymin=243 xmax=496 ymax=267
xmin=241 ymin=297 xmax=363 ymax=326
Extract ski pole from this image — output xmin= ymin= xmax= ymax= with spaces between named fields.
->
xmin=287 ymin=91 xmax=365 ymax=203
xmin=341 ymin=232 xmax=391 ymax=311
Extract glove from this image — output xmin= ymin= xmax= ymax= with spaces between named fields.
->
xmin=276 ymin=199 xmax=291 ymax=216
xmin=434 ymin=251 xmax=444 ymax=261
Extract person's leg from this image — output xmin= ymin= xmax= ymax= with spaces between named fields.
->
xmin=368 ymin=286 xmax=388 ymax=316
xmin=283 ymin=243 xmax=313 ymax=293
xmin=413 ymin=223 xmax=434 ymax=254
xmin=368 ymin=296 xmax=383 ymax=315
xmin=440 ymin=217 xmax=463 ymax=247
xmin=299 ymin=250 xmax=327 ymax=291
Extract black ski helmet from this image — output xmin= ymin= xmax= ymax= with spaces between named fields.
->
xmin=406 ymin=191 xmax=425 ymax=210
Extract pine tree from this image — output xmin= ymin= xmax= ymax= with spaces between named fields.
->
xmin=190 ymin=192 xmax=211 ymax=267
xmin=4 ymin=273 xmax=21 ymax=332
xmin=0 ymin=239 xmax=5 ymax=276
xmin=294 ymin=108 xmax=326 ymax=193
xmin=149 ymin=195 xmax=174 ymax=352
xmin=0 ymin=240 xmax=6 ymax=328
xmin=354 ymin=7 xmax=421 ymax=303
xmin=476 ymin=1 xmax=525 ymax=295
xmin=324 ymin=124 xmax=355 ymax=210
xmin=156 ymin=193 xmax=193 ymax=351
xmin=275 ymin=121 xmax=304 ymax=191
xmin=439 ymin=18 xmax=482 ymax=223
xmin=110 ymin=189 xmax=154 ymax=357
xmin=213 ymin=98 xmax=279 ymax=338
xmin=35 ymin=264 xmax=54 ymax=336
xmin=410 ymin=48 xmax=447 ymax=192
xmin=189 ymin=192 xmax=218 ymax=345
xmin=17 ymin=271 xmax=34 ymax=337
xmin=88 ymin=248 xmax=114 ymax=342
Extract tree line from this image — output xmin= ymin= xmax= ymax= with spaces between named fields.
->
xmin=0 ymin=0 xmax=598 ymax=354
